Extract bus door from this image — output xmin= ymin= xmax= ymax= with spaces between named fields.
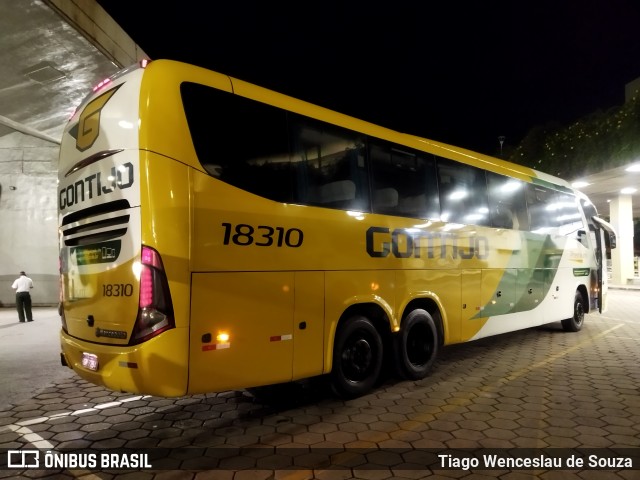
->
xmin=592 ymin=216 xmax=617 ymax=313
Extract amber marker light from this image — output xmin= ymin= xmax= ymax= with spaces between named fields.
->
xmin=217 ymin=332 xmax=230 ymax=343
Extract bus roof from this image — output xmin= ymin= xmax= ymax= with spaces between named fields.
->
xmin=222 ymin=65 xmax=571 ymax=191
xmin=142 ymin=60 xmax=573 ymax=192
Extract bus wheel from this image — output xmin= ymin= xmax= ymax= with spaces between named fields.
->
xmin=331 ymin=316 xmax=383 ymax=398
xmin=562 ymin=291 xmax=586 ymax=332
xmin=395 ymin=309 xmax=439 ymax=380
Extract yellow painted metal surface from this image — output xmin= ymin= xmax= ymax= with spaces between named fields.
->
xmin=189 ymin=272 xmax=295 ymax=393
xmin=138 ymin=61 xmax=233 ymax=173
xmin=60 ymin=327 xmax=189 ymax=397
xmin=292 ymin=272 xmax=325 ymax=379
xmin=138 ymin=152 xmax=192 ymax=330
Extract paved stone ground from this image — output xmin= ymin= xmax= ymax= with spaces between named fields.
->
xmin=0 ymin=289 xmax=639 ymax=479
xmin=0 ymin=307 xmax=75 ymax=408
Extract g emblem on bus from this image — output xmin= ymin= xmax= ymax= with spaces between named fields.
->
xmin=75 ymin=84 xmax=122 ymax=152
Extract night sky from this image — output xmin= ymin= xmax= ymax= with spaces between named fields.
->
xmin=97 ymin=0 xmax=640 ymax=157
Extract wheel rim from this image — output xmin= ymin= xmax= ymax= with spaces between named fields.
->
xmin=575 ymin=301 xmax=585 ymax=325
xmin=341 ymin=333 xmax=374 ymax=382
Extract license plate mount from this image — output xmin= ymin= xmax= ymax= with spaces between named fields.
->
xmin=81 ymin=352 xmax=99 ymax=371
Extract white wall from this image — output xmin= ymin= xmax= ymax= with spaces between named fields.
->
xmin=0 ymin=132 xmax=59 ymax=306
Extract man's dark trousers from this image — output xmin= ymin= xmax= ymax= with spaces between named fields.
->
xmin=16 ymin=292 xmax=32 ymax=322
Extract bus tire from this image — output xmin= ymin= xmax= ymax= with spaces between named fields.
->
xmin=331 ymin=316 xmax=383 ymax=398
xmin=394 ymin=309 xmax=439 ymax=380
xmin=561 ymin=291 xmax=586 ymax=332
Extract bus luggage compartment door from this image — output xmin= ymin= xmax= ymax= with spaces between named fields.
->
xmin=516 ymin=268 xmax=545 ymax=312
xmin=481 ymin=268 xmax=517 ymax=317
xmin=188 ymin=272 xmax=294 ymax=393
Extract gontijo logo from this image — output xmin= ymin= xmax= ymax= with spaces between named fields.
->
xmin=59 ymin=162 xmax=134 ymax=211
xmin=366 ymin=226 xmax=490 ymax=259
xmin=74 ymin=84 xmax=122 ymax=152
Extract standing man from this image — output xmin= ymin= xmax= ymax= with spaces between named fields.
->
xmin=11 ymin=271 xmax=34 ymax=323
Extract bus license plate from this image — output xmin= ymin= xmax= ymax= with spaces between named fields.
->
xmin=81 ymin=353 xmax=99 ymax=371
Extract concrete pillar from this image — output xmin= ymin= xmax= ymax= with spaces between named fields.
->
xmin=609 ymin=195 xmax=635 ymax=285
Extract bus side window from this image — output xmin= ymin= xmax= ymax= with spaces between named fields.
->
xmin=555 ymin=192 xmax=583 ymax=236
xmin=370 ymin=143 xmax=396 ymax=215
xmin=370 ymin=142 xmax=439 ymax=219
xmin=437 ymin=158 xmax=490 ymax=226
xmin=290 ymin=115 xmax=369 ymax=211
xmin=526 ymin=184 xmax=558 ymax=235
xmin=486 ymin=172 xmax=528 ymax=230
xmin=181 ymin=83 xmax=293 ymax=202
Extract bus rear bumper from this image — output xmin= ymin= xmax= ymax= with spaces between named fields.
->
xmin=60 ymin=328 xmax=189 ymax=397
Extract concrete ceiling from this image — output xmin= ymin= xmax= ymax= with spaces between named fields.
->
xmin=570 ymin=163 xmax=640 ymax=219
xmin=0 ymin=0 xmax=120 ymax=145
xmin=1 ymin=0 xmax=637 ymax=220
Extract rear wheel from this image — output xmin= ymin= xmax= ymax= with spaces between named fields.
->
xmin=331 ymin=316 xmax=383 ymax=398
xmin=394 ymin=309 xmax=439 ymax=380
xmin=561 ymin=291 xmax=586 ymax=332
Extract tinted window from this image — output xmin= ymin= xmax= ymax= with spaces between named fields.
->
xmin=581 ymin=198 xmax=599 ymax=232
xmin=581 ymin=198 xmax=598 ymax=222
xmin=555 ymin=192 xmax=584 ymax=236
xmin=526 ymin=184 xmax=558 ymax=234
xmin=486 ymin=172 xmax=529 ymax=230
xmin=370 ymin=143 xmax=440 ymax=219
xmin=290 ymin=116 xmax=369 ymax=211
xmin=181 ymin=82 xmax=292 ymax=202
xmin=437 ymin=158 xmax=489 ymax=225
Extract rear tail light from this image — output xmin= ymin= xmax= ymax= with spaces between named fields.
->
xmin=131 ymin=246 xmax=175 ymax=344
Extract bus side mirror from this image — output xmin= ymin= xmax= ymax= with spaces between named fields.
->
xmin=608 ymin=233 xmax=616 ymax=249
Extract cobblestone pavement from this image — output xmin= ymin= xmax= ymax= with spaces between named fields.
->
xmin=1 ymin=290 xmax=639 ymax=479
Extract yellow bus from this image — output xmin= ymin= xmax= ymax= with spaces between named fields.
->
xmin=58 ymin=59 xmax=616 ymax=398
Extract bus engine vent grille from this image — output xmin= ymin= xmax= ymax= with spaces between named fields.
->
xmin=61 ymin=199 xmax=131 ymax=247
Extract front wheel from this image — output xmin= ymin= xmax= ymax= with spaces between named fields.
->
xmin=331 ymin=316 xmax=383 ymax=398
xmin=561 ymin=291 xmax=586 ymax=332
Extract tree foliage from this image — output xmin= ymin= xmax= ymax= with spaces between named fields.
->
xmin=510 ymin=92 xmax=640 ymax=179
